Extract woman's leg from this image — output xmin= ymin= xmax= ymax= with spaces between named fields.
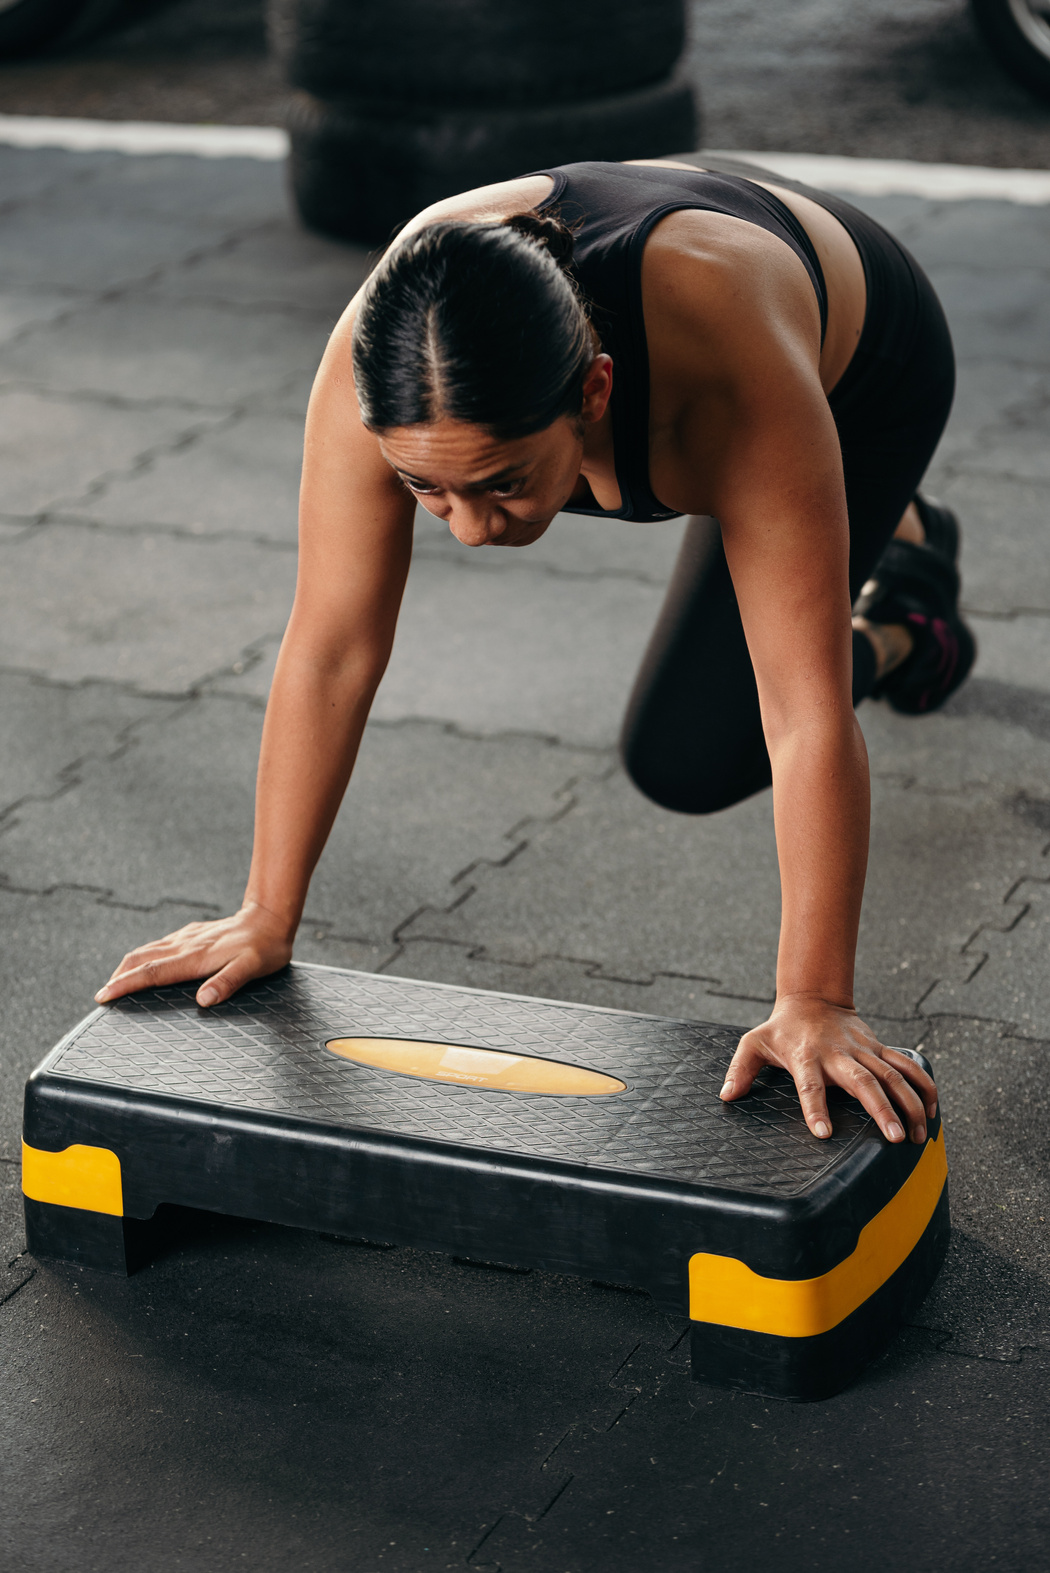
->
xmin=619 ymin=516 xmax=883 ymax=816
xmin=620 ymin=514 xmax=776 ymax=814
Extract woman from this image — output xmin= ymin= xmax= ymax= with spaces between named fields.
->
xmin=97 ymin=156 xmax=968 ymax=1148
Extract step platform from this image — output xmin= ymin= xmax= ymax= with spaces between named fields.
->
xmin=22 ymin=963 xmax=949 ymax=1400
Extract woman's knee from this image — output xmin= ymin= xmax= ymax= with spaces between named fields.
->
xmin=619 ymin=731 xmax=768 ymax=817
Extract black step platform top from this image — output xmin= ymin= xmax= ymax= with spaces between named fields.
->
xmin=43 ymin=962 xmax=871 ymax=1198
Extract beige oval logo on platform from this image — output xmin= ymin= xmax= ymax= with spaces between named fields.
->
xmin=325 ymin=1037 xmax=626 ymax=1095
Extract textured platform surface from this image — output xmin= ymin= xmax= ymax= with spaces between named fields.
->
xmin=45 ymin=963 xmax=871 ymax=1197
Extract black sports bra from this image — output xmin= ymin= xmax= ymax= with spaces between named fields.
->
xmin=534 ymin=161 xmax=829 ymax=523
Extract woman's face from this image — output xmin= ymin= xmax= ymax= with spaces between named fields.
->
xmin=378 ymin=415 xmax=585 ymax=548
xmin=376 ymin=354 xmax=613 ymax=548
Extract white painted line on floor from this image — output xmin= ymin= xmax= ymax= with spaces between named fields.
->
xmin=0 ymin=116 xmax=1049 ymax=202
xmin=0 ymin=114 xmax=288 ymax=160
xmin=709 ymin=150 xmax=1050 ymax=205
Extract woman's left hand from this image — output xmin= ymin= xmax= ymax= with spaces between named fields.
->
xmin=719 ymin=994 xmax=937 ymax=1144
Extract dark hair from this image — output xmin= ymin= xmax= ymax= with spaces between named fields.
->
xmin=351 ymin=211 xmax=597 ymax=440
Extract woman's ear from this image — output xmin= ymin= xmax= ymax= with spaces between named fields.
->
xmin=580 ymin=354 xmax=614 ymax=425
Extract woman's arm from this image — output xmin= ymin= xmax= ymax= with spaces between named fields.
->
xmin=645 ymin=218 xmax=937 ymax=1143
xmin=97 ymin=309 xmax=416 ymax=1006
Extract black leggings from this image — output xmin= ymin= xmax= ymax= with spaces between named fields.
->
xmin=621 ymin=189 xmax=956 ymax=815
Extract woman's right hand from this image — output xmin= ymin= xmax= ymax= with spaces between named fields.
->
xmin=94 ymin=902 xmax=296 ymax=1009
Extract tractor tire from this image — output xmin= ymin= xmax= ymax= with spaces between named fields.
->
xmin=0 ymin=0 xmax=131 ymax=57
xmin=287 ymin=71 xmax=699 ymax=244
xmin=268 ymin=0 xmax=688 ymax=109
xmin=971 ymin=0 xmax=1050 ymax=101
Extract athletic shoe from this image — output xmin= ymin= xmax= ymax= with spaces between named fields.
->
xmin=854 ymin=537 xmax=976 ymax=715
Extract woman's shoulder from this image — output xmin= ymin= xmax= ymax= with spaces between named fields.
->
xmin=395 ymin=174 xmax=556 ymax=242
xmin=641 ymin=211 xmax=825 ymax=431
xmin=643 ymin=208 xmax=821 ymax=345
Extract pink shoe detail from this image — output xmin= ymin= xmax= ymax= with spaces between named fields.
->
xmin=905 ymin=613 xmax=959 ymax=711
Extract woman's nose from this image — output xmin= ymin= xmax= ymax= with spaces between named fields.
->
xmin=448 ymin=503 xmax=502 ymax=547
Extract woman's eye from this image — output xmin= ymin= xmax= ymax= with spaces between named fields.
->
xmin=489 ymin=485 xmax=522 ymax=498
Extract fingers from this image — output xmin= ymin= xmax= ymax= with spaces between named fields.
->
xmin=790 ymin=1063 xmax=835 ymax=1140
xmin=723 ymin=1038 xmax=835 ymax=1139
xmin=880 ymin=1047 xmax=939 ymax=1120
xmin=723 ymin=1032 xmax=836 ymax=1139
xmin=852 ymin=1050 xmax=931 ymax=1144
xmin=95 ymin=948 xmax=203 ymax=1003
xmin=96 ymin=925 xmax=219 ymax=1003
xmin=722 ymin=1035 xmax=835 ymax=1139
xmin=195 ymin=954 xmax=261 ymax=1008
xmin=719 ymin=1037 xmax=768 ymax=1103
xmin=828 ymin=1053 xmax=919 ymax=1144
xmin=848 ymin=1070 xmax=906 ymax=1143
xmin=94 ymin=917 xmax=289 ymax=1009
xmin=96 ymin=948 xmax=258 ymax=1009
xmin=97 ymin=928 xmax=201 ymax=997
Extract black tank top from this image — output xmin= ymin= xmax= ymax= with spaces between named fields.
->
xmin=535 ymin=161 xmax=829 ymax=523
